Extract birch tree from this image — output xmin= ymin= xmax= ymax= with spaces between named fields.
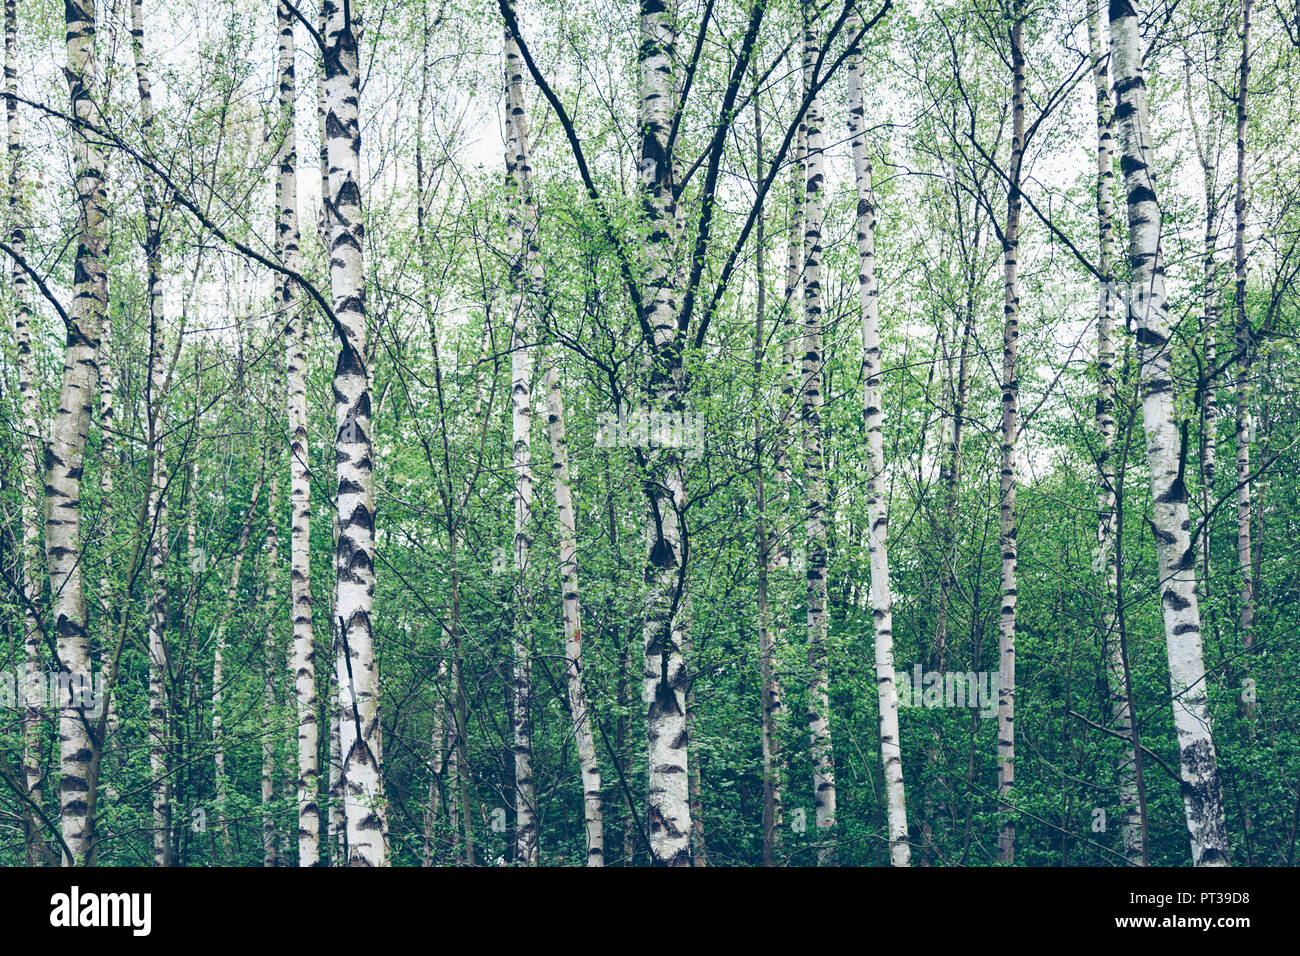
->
xmin=1088 ymin=0 xmax=1142 ymax=866
xmin=5 ymin=0 xmax=45 ymax=867
xmin=1109 ymin=0 xmax=1231 ymax=867
xmin=276 ymin=0 xmax=319 ymax=867
xmin=503 ymin=23 xmax=538 ymax=866
xmin=801 ymin=1 xmax=836 ymax=865
xmin=847 ymin=23 xmax=908 ymax=866
xmin=52 ymin=0 xmax=109 ymax=865
xmin=324 ymin=0 xmax=387 ymax=866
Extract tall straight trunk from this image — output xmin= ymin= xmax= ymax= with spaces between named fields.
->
xmin=541 ymin=351 xmax=605 ymax=864
xmin=1088 ymin=0 xmax=1142 ymax=866
xmin=53 ymin=0 xmax=108 ymax=865
xmin=638 ymin=0 xmax=691 ymax=867
xmin=130 ymin=0 xmax=172 ymax=870
xmin=1201 ymin=211 xmax=1219 ymax=595
xmin=995 ymin=3 xmax=1025 ymax=866
xmin=753 ymin=78 xmax=783 ymax=869
xmin=98 ymin=325 xmax=121 ymax=788
xmin=1233 ymin=0 xmax=1254 ymax=668
xmin=262 ymin=469 xmax=281 ymax=867
xmin=848 ymin=34 xmax=909 ymax=867
xmin=276 ymin=0 xmax=319 ymax=867
xmin=1184 ymin=47 xmax=1224 ymax=607
xmin=6 ymin=0 xmax=45 ymax=867
xmin=775 ymin=53 xmax=805 ymax=498
xmin=211 ymin=460 xmax=265 ymax=856
xmin=1109 ymin=0 xmax=1230 ymax=866
xmin=934 ymin=269 xmax=975 ymax=669
xmin=146 ymin=335 xmax=170 ymax=868
xmin=324 ymin=0 xmax=387 ymax=867
xmin=503 ymin=26 xmax=538 ymax=865
xmin=422 ymin=638 xmax=451 ymax=865
xmin=413 ymin=20 xmax=475 ymax=865
xmin=801 ymin=2 xmax=836 ymax=866
xmin=681 ymin=601 xmax=705 ymax=866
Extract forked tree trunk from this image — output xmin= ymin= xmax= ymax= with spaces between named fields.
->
xmin=211 ymin=459 xmax=264 ymax=856
xmin=1109 ymin=0 xmax=1230 ymax=866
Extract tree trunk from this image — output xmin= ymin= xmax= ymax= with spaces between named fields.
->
xmin=273 ymin=0 xmax=319 ymax=868
xmin=324 ymin=0 xmax=387 ymax=866
xmin=130 ymin=0 xmax=173 ymax=869
xmin=541 ymin=350 xmax=606 ymax=864
xmin=210 ymin=452 xmax=264 ymax=859
xmin=1109 ymin=0 xmax=1230 ymax=866
xmin=262 ymin=468 xmax=281 ymax=867
xmin=1233 ymin=0 xmax=1255 ymax=682
xmin=145 ymin=313 xmax=171 ymax=870
xmin=801 ymin=1 xmax=836 ymax=866
xmin=996 ymin=2 xmax=1025 ymax=866
xmin=1088 ymin=0 xmax=1142 ymax=866
xmin=53 ymin=0 xmax=109 ymax=865
xmin=848 ymin=31 xmax=909 ymax=866
xmin=753 ymin=79 xmax=784 ymax=869
xmin=6 ymin=0 xmax=46 ymax=867
xmin=503 ymin=25 xmax=539 ymax=865
xmin=638 ymin=0 xmax=691 ymax=867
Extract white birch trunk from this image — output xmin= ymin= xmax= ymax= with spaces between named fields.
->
xmin=638 ymin=0 xmax=691 ymax=867
xmin=275 ymin=0 xmax=320 ymax=867
xmin=1233 ymin=0 xmax=1255 ymax=675
xmin=53 ymin=0 xmax=108 ymax=865
xmin=6 ymin=0 xmax=45 ymax=866
xmin=543 ymin=351 xmax=606 ymax=865
xmin=324 ymin=0 xmax=387 ymax=866
xmin=801 ymin=4 xmax=836 ymax=866
xmin=262 ymin=469 xmax=281 ymax=867
xmin=503 ymin=25 xmax=538 ymax=864
xmin=211 ymin=463 xmax=264 ymax=856
xmin=1088 ymin=0 xmax=1142 ymax=865
xmin=848 ymin=36 xmax=909 ymax=867
xmin=996 ymin=4 xmax=1026 ymax=866
xmin=1110 ymin=0 xmax=1231 ymax=866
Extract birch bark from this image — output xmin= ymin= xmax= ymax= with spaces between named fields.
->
xmin=1110 ymin=0 xmax=1231 ymax=866
xmin=503 ymin=25 xmax=538 ymax=864
xmin=801 ymin=3 xmax=836 ymax=865
xmin=638 ymin=0 xmax=691 ymax=866
xmin=848 ymin=33 xmax=909 ymax=866
xmin=1088 ymin=0 xmax=1141 ymax=865
xmin=276 ymin=0 xmax=319 ymax=867
xmin=996 ymin=2 xmax=1025 ymax=865
xmin=53 ymin=0 xmax=109 ymax=865
xmin=324 ymin=0 xmax=388 ymax=866
xmin=5 ymin=0 xmax=45 ymax=866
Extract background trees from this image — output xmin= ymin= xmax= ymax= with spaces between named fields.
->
xmin=2 ymin=0 xmax=1300 ymax=866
